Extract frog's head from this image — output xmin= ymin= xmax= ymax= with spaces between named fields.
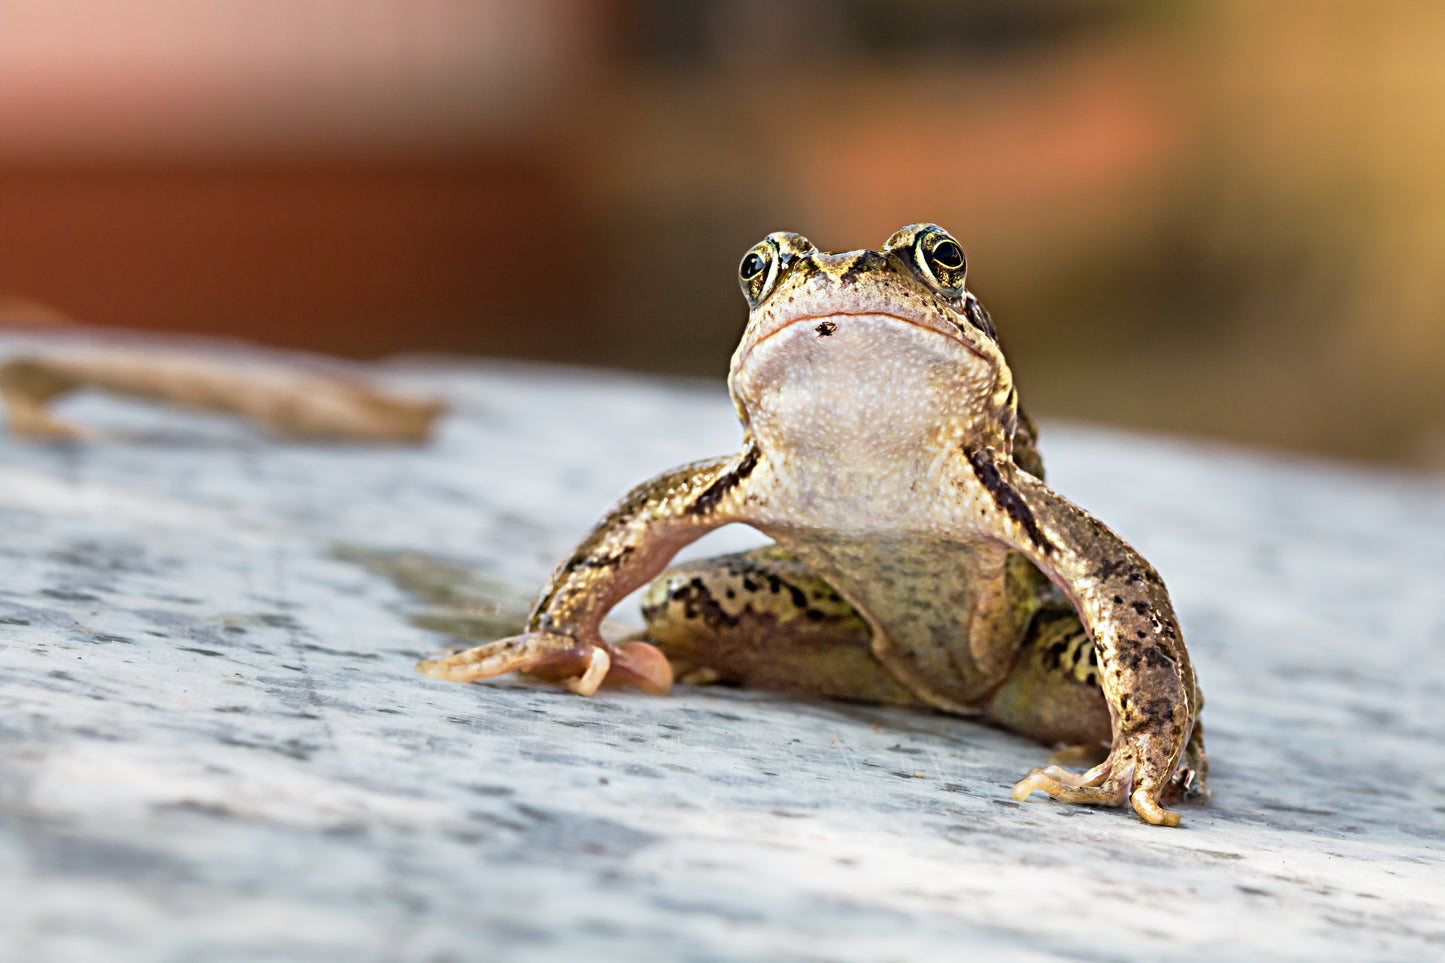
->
xmin=728 ymin=224 xmax=1019 ymax=461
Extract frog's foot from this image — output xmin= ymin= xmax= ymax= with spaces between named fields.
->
xmin=1011 ymin=734 xmax=1188 ymax=827
xmin=415 ymin=635 xmax=672 ymax=696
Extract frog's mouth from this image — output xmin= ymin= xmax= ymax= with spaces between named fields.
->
xmin=739 ymin=309 xmax=985 ymax=367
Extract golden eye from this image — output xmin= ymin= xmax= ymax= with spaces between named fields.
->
xmin=738 ymin=240 xmax=780 ymax=309
xmin=914 ymin=229 xmax=967 ymax=294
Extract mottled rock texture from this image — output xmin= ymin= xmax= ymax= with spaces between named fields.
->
xmin=1 ymin=344 xmax=1442 ymax=962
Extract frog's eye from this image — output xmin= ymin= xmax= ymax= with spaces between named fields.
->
xmin=913 ymin=229 xmax=967 ymax=294
xmin=738 ymin=239 xmax=780 ymax=309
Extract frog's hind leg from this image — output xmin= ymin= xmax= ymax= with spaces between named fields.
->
xmin=639 ymin=546 xmax=927 ymax=706
xmin=982 ymin=601 xmax=1112 ymax=752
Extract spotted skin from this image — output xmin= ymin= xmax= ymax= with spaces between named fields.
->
xmin=639 ymin=547 xmax=924 ymax=706
xmin=417 ymin=223 xmax=1206 ymax=826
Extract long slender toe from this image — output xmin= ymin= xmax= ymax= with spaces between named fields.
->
xmin=415 ymin=633 xmax=595 ymax=688
xmin=1011 ymin=770 xmax=1056 ymax=802
xmin=564 ymin=647 xmax=612 ymax=695
xmin=1131 ymin=788 xmax=1181 ymax=827
xmin=1038 ymin=762 xmax=1110 ymax=788
xmin=1011 ymin=768 xmax=1129 ymax=807
xmin=415 ymin=639 xmax=518 ymax=682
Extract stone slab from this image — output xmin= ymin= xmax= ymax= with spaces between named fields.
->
xmin=1 ymin=343 xmax=1443 ymax=961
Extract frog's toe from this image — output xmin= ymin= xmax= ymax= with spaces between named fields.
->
xmin=1032 ymin=760 xmax=1111 ymax=788
xmin=1130 ymin=787 xmax=1182 ymax=827
xmin=416 ymin=633 xmax=599 ymax=690
xmin=1128 ymin=762 xmax=1190 ymax=826
xmin=1011 ymin=766 xmax=1128 ymax=807
xmin=559 ymin=647 xmax=612 ymax=695
xmin=415 ymin=634 xmax=673 ymax=697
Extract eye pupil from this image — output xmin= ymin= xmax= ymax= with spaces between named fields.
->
xmin=741 ymin=252 xmax=766 ymax=280
xmin=931 ymin=239 xmax=963 ymax=270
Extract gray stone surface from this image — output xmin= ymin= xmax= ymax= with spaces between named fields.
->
xmin=1 ymin=344 xmax=1443 ymax=962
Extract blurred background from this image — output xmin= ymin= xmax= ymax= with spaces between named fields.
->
xmin=1 ymin=0 xmax=1442 ymax=469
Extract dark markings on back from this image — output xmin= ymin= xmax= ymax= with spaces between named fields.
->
xmin=689 ymin=445 xmax=760 ymax=516
xmin=964 ymin=447 xmax=1056 ymax=555
xmin=644 ymin=576 xmax=743 ymax=629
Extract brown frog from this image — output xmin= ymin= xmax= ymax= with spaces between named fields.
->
xmin=418 ymin=224 xmax=1206 ymax=825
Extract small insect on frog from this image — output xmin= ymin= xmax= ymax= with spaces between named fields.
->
xmin=419 ymin=224 xmax=1206 ymax=826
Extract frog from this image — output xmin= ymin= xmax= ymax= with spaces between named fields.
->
xmin=417 ymin=223 xmax=1207 ymax=826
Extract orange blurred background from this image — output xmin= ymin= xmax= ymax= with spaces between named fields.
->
xmin=1 ymin=0 xmax=1442 ymax=468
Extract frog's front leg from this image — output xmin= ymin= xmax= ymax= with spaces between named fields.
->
xmin=416 ymin=448 xmax=761 ymax=695
xmin=960 ymin=447 xmax=1204 ymax=826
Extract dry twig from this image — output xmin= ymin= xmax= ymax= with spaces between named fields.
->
xmin=0 ymin=348 xmax=444 ymax=443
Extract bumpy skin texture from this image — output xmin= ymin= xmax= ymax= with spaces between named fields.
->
xmin=418 ymin=224 xmax=1207 ymax=826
